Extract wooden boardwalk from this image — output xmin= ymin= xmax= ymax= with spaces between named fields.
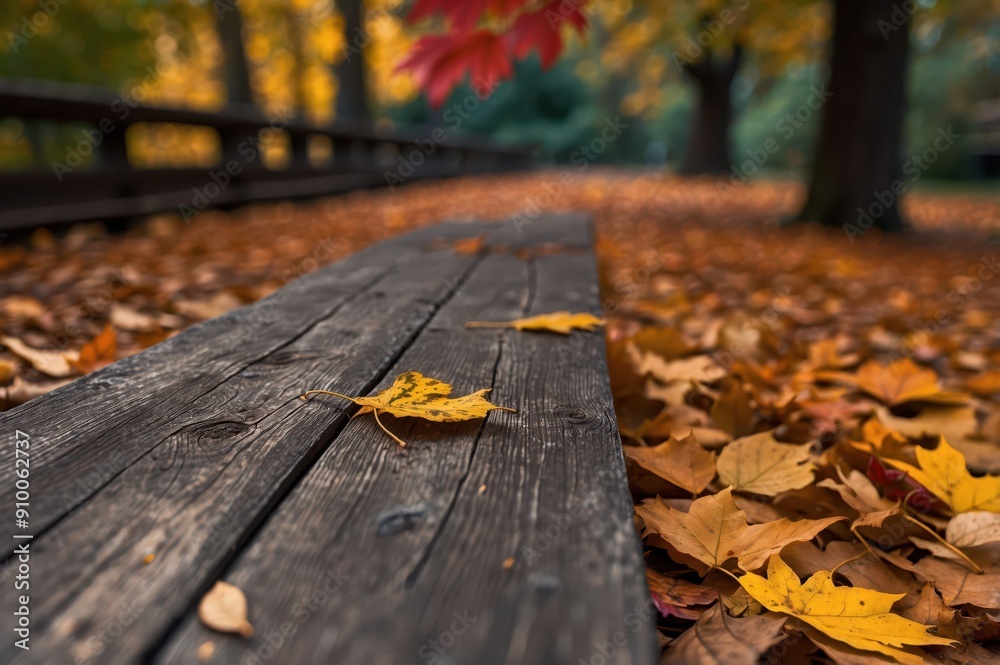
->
xmin=0 ymin=214 xmax=656 ymax=665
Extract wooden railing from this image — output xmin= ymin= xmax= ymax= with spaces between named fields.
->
xmin=0 ymin=78 xmax=534 ymax=231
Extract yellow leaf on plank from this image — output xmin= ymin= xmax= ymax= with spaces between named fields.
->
xmin=884 ymin=438 xmax=1000 ymax=514
xmin=855 ymin=359 xmax=968 ymax=407
xmin=636 ymin=487 xmax=844 ymax=572
xmin=301 ymin=371 xmax=516 ymax=447
xmin=945 ymin=512 xmax=1000 ymax=548
xmin=717 ymin=431 xmax=815 ymax=496
xmin=624 ymin=434 xmax=716 ymax=494
xmin=740 ymin=554 xmax=954 ymax=665
xmin=465 ymin=311 xmax=603 ymax=334
xmin=198 ymin=581 xmax=253 ymax=637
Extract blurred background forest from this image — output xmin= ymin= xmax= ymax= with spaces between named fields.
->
xmin=2 ymin=0 xmax=998 ymax=186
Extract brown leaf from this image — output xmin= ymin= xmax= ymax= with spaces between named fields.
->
xmin=1 ymin=335 xmax=75 ymax=377
xmin=624 ymin=434 xmax=716 ymax=494
xmin=659 ymin=605 xmax=787 ymax=665
xmin=636 ymin=487 xmax=844 ymax=572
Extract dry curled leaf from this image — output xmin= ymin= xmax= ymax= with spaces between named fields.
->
xmin=945 ymin=511 xmax=1000 ymax=548
xmin=717 ymin=431 xmax=816 ymax=496
xmin=198 ymin=581 xmax=253 ymax=637
xmin=1 ymin=335 xmax=75 ymax=377
xmin=637 ymin=488 xmax=844 ymax=572
xmin=740 ymin=554 xmax=954 ymax=665
xmin=465 ymin=311 xmax=604 ymax=334
xmin=301 ymin=371 xmax=515 ymax=447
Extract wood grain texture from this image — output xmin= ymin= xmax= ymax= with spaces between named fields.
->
xmin=0 ymin=221 xmax=479 ymax=549
xmin=158 ymin=218 xmax=656 ymax=665
xmin=1 ymin=236 xmax=481 ymax=664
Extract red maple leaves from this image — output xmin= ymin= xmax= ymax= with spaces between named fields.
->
xmin=397 ymin=0 xmax=588 ymax=107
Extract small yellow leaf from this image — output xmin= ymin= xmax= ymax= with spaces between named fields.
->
xmin=717 ymin=431 xmax=815 ymax=496
xmin=885 ymin=438 xmax=1000 ymax=514
xmin=302 ymin=371 xmax=515 ymax=447
xmin=740 ymin=555 xmax=954 ymax=665
xmin=198 ymin=581 xmax=253 ymax=637
xmin=465 ymin=311 xmax=604 ymax=334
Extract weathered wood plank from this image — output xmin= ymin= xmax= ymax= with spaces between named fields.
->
xmin=1 ymin=238 xmax=484 ymax=664
xmin=158 ymin=218 xmax=656 ymax=665
xmin=0 ymin=221 xmax=480 ymax=548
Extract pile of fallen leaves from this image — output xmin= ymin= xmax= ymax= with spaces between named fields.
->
xmin=2 ymin=170 xmax=999 ymax=662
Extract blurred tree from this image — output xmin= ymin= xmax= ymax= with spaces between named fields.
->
xmin=800 ymin=0 xmax=999 ymax=232
xmin=334 ymin=0 xmax=371 ymax=119
xmin=213 ymin=1 xmax=255 ymax=104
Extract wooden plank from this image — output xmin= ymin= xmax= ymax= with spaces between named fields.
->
xmin=1 ymin=230 xmax=490 ymax=664
xmin=157 ymin=216 xmax=656 ymax=665
xmin=0 ymin=221 xmax=479 ymax=552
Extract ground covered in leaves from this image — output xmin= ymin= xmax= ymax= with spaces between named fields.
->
xmin=2 ymin=171 xmax=1000 ymax=663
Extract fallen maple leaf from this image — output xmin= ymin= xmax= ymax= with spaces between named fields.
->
xmin=636 ymin=488 xmax=844 ymax=572
xmin=301 ymin=371 xmax=515 ymax=447
xmin=740 ymin=554 xmax=954 ymax=665
xmin=855 ymin=358 xmax=968 ymax=407
xmin=198 ymin=581 xmax=253 ymax=637
xmin=717 ymin=431 xmax=816 ymax=496
xmin=884 ymin=438 xmax=1000 ymax=514
xmin=624 ymin=434 xmax=716 ymax=494
xmin=67 ymin=324 xmax=117 ymax=374
xmin=465 ymin=311 xmax=604 ymax=334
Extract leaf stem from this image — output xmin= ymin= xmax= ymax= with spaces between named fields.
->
xmin=300 ymin=389 xmax=355 ymax=402
xmin=464 ymin=321 xmax=512 ymax=329
xmin=373 ymin=408 xmax=408 ymax=448
xmin=903 ymin=514 xmax=983 ymax=574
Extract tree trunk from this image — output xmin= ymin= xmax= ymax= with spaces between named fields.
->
xmin=335 ymin=0 xmax=370 ymax=120
xmin=680 ymin=45 xmax=742 ymax=175
xmin=797 ymin=0 xmax=910 ymax=233
xmin=213 ymin=4 xmax=254 ymax=104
